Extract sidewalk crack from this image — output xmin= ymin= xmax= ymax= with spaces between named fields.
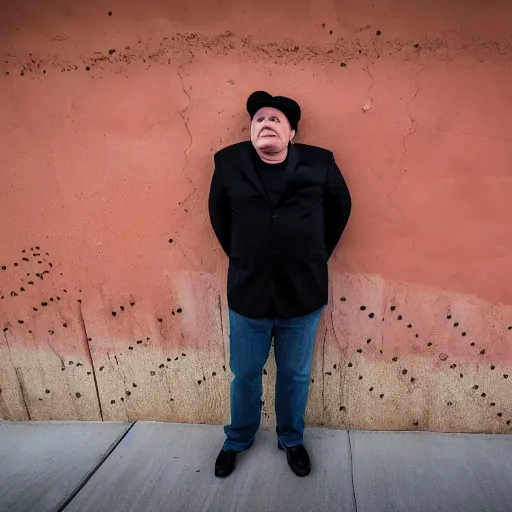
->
xmin=56 ymin=421 xmax=136 ymax=512
xmin=347 ymin=430 xmax=359 ymax=512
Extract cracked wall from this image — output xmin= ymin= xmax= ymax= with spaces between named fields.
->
xmin=1 ymin=0 xmax=512 ymax=432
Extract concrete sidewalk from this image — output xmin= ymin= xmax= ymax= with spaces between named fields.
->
xmin=1 ymin=421 xmax=512 ymax=512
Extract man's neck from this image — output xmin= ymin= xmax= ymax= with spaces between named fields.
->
xmin=255 ymin=146 xmax=288 ymax=164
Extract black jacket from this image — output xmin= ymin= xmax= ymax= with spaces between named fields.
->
xmin=208 ymin=141 xmax=351 ymax=319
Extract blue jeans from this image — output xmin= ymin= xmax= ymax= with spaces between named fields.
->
xmin=223 ymin=306 xmax=323 ymax=452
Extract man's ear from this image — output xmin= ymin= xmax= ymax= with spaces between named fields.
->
xmin=290 ymin=129 xmax=296 ymax=141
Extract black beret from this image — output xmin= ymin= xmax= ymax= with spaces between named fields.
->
xmin=246 ymin=90 xmax=301 ymax=130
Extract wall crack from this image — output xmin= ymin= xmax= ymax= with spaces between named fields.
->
xmin=218 ymin=294 xmax=227 ymax=368
xmin=364 ymin=65 xmax=375 ymax=107
xmin=2 ymin=330 xmax=31 ymax=420
xmin=388 ymin=58 xmax=425 ymax=200
xmin=14 ymin=368 xmax=31 ymax=421
xmin=177 ymin=65 xmax=196 ymax=208
xmin=321 ymin=329 xmax=327 ymax=415
xmin=78 ymin=303 xmax=104 ymax=421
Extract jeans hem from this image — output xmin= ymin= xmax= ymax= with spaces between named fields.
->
xmin=223 ymin=438 xmax=255 ymax=453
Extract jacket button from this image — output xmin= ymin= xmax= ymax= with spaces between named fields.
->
xmin=272 ymin=214 xmax=276 ymax=218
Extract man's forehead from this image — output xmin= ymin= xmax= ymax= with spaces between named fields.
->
xmin=253 ymin=106 xmax=286 ymax=118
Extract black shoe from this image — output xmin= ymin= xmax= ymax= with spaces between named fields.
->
xmin=215 ymin=449 xmax=238 ymax=478
xmin=278 ymin=440 xmax=311 ymax=477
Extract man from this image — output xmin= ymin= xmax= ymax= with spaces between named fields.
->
xmin=208 ymin=91 xmax=351 ymax=478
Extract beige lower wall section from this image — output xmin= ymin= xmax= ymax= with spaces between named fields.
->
xmin=2 ymin=271 xmax=511 ymax=433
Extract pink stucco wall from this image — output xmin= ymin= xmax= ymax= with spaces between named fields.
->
xmin=1 ymin=0 xmax=511 ymax=431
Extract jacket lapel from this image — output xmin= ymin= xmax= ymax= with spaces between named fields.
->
xmin=283 ymin=143 xmax=299 ymax=179
xmin=277 ymin=143 xmax=300 ymax=205
xmin=238 ymin=143 xmax=269 ymax=201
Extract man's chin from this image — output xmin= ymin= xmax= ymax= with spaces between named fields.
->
xmin=256 ymin=141 xmax=281 ymax=152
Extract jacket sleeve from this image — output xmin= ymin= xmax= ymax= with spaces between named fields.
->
xmin=208 ymin=160 xmax=231 ymax=256
xmin=324 ymin=155 xmax=352 ymax=258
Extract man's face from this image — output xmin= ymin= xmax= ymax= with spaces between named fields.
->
xmin=250 ymin=106 xmax=296 ymax=153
